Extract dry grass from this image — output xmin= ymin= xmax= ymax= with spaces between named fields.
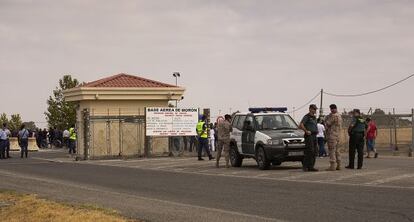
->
xmin=0 ymin=191 xmax=137 ymax=222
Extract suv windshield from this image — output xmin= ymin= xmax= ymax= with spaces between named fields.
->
xmin=255 ymin=115 xmax=298 ymax=130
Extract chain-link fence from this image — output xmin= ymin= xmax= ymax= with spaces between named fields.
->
xmin=76 ymin=108 xmax=173 ymax=160
xmin=338 ymin=108 xmax=413 ymax=156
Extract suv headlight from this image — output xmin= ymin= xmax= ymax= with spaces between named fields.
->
xmin=267 ymin=139 xmax=281 ymax=145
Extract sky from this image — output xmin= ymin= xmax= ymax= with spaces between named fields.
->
xmin=1 ymin=0 xmax=414 ymax=127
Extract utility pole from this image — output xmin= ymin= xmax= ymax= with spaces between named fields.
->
xmin=319 ymin=88 xmax=324 ymax=117
xmin=172 ymin=72 xmax=180 ymax=107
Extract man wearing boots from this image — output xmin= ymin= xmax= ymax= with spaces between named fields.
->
xmin=346 ymin=109 xmax=367 ymax=170
xmin=299 ymin=104 xmax=319 ymax=172
xmin=216 ymin=114 xmax=233 ymax=168
xmin=196 ymin=115 xmax=214 ymax=161
xmin=324 ymin=104 xmax=343 ymax=171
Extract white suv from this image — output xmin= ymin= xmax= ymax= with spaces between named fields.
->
xmin=229 ymin=108 xmax=306 ymax=170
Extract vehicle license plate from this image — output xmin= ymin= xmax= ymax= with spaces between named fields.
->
xmin=288 ymin=151 xmax=304 ymax=156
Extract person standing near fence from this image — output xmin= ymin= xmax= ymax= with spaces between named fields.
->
xmin=196 ymin=115 xmax=214 ymax=161
xmin=366 ymin=118 xmax=378 ymax=158
xmin=324 ymin=104 xmax=343 ymax=171
xmin=299 ymin=104 xmax=319 ymax=172
xmin=316 ymin=118 xmax=327 ymax=158
xmin=18 ymin=124 xmax=30 ymax=158
xmin=216 ymin=114 xmax=233 ymax=168
xmin=68 ymin=125 xmax=77 ymax=155
xmin=346 ymin=109 xmax=367 ymax=170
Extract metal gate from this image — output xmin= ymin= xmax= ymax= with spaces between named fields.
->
xmin=89 ymin=115 xmax=146 ymax=159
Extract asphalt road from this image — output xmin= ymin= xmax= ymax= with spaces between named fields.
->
xmin=0 ymin=150 xmax=413 ymax=222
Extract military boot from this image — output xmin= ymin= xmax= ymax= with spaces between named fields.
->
xmin=336 ymin=162 xmax=342 ymax=171
xmin=326 ymin=162 xmax=336 ymax=171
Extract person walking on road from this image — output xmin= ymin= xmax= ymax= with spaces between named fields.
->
xmin=18 ymin=124 xmax=30 ymax=158
xmin=299 ymin=104 xmax=319 ymax=172
xmin=346 ymin=109 xmax=367 ymax=170
xmin=68 ymin=125 xmax=77 ymax=155
xmin=216 ymin=114 xmax=233 ymax=168
xmin=316 ymin=118 xmax=327 ymax=158
xmin=366 ymin=118 xmax=378 ymax=158
xmin=324 ymin=104 xmax=343 ymax=171
xmin=196 ymin=115 xmax=214 ymax=161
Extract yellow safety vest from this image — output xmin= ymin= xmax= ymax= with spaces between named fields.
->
xmin=196 ymin=121 xmax=208 ymax=139
xmin=69 ymin=128 xmax=77 ymax=140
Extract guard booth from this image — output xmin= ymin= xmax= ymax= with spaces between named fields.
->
xmin=63 ymin=73 xmax=185 ymax=159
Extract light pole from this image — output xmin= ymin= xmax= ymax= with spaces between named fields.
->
xmin=172 ymin=72 xmax=181 ymax=107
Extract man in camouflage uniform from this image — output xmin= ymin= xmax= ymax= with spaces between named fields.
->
xmin=216 ymin=114 xmax=233 ymax=168
xmin=324 ymin=104 xmax=343 ymax=171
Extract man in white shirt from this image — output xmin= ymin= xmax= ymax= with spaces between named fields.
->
xmin=63 ymin=129 xmax=70 ymax=148
xmin=209 ymin=123 xmax=215 ymax=152
xmin=317 ymin=118 xmax=327 ymax=158
xmin=3 ymin=123 xmax=11 ymax=158
xmin=0 ymin=125 xmax=6 ymax=159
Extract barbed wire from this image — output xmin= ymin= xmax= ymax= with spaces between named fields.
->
xmin=324 ymin=74 xmax=414 ymax=97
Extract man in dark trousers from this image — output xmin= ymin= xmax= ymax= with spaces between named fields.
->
xmin=347 ymin=109 xmax=367 ymax=169
xmin=299 ymin=104 xmax=319 ymax=172
xmin=196 ymin=115 xmax=214 ymax=161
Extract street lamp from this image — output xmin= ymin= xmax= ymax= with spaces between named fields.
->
xmin=172 ymin=72 xmax=181 ymax=107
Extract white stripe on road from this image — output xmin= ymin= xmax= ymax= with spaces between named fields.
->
xmin=364 ymin=174 xmax=414 ymax=186
xmin=321 ymin=169 xmax=397 ymax=183
xmin=0 ymin=169 xmax=285 ymax=222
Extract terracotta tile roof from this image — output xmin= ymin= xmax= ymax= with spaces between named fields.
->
xmin=82 ymin=73 xmax=178 ymax=88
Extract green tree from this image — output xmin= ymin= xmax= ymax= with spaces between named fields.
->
xmin=9 ymin=114 xmax=23 ymax=132
xmin=45 ymin=75 xmax=79 ymax=130
xmin=0 ymin=113 xmax=8 ymax=127
xmin=22 ymin=121 xmax=37 ymax=131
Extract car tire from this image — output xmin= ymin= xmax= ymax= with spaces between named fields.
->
xmin=230 ymin=146 xmax=243 ymax=167
xmin=272 ymin=161 xmax=282 ymax=166
xmin=256 ymin=146 xmax=270 ymax=170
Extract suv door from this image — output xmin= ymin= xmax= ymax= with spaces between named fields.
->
xmin=242 ymin=115 xmax=256 ymax=155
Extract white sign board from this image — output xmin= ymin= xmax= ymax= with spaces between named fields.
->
xmin=146 ymin=107 xmax=199 ymax=136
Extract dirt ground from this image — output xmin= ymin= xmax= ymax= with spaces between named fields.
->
xmin=0 ymin=191 xmax=137 ymax=222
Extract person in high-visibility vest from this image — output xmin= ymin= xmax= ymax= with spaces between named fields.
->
xmin=68 ymin=125 xmax=77 ymax=155
xmin=196 ymin=115 xmax=214 ymax=161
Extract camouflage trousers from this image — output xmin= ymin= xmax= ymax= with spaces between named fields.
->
xmin=327 ymin=138 xmax=341 ymax=164
xmin=216 ymin=139 xmax=230 ymax=166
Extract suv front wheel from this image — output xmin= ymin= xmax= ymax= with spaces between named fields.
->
xmin=256 ymin=146 xmax=270 ymax=170
xmin=230 ymin=145 xmax=243 ymax=167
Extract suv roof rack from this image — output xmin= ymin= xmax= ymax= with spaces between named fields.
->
xmin=249 ymin=107 xmax=288 ymax=113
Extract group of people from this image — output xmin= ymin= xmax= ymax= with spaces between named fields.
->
xmin=0 ymin=124 xmax=78 ymax=159
xmin=34 ymin=126 xmax=77 ymax=154
xmin=0 ymin=123 xmax=31 ymax=159
xmin=196 ymin=114 xmax=233 ymax=168
xmin=300 ymin=104 xmax=378 ymax=172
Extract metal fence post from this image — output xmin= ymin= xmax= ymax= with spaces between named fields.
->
xmin=82 ymin=109 xmax=90 ymax=160
xmin=410 ymin=108 xmax=414 ymax=157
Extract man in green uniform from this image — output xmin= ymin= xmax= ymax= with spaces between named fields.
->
xmin=68 ymin=125 xmax=77 ymax=155
xmin=299 ymin=104 xmax=319 ymax=172
xmin=346 ymin=109 xmax=367 ymax=170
